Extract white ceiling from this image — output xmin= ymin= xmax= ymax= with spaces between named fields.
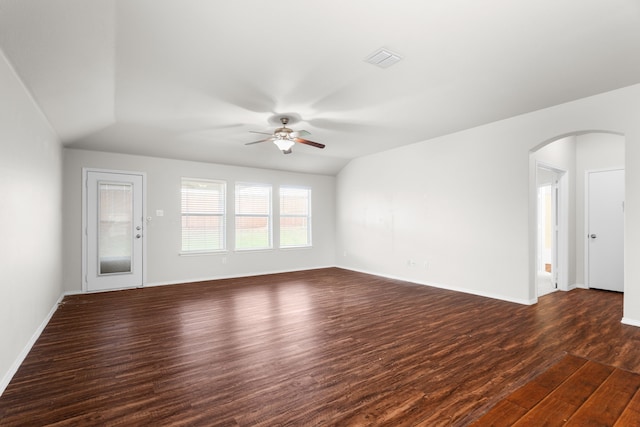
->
xmin=1 ymin=0 xmax=640 ymax=175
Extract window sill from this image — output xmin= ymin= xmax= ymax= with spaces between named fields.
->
xmin=234 ymin=248 xmax=274 ymax=253
xmin=179 ymin=250 xmax=228 ymax=257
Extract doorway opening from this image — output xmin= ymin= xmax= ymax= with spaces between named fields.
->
xmin=536 ymin=163 xmax=566 ymax=297
xmin=529 ymin=131 xmax=625 ymax=303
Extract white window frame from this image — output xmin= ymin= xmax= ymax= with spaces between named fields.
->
xmin=235 ymin=182 xmax=273 ymax=251
xmin=180 ymin=177 xmax=227 ymax=254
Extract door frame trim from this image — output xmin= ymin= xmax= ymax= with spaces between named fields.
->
xmin=82 ymin=168 xmax=147 ymax=292
xmin=584 ymin=167 xmax=625 ymax=290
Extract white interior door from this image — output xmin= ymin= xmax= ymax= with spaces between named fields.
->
xmin=587 ymin=169 xmax=624 ymax=292
xmin=85 ymin=170 xmax=144 ymax=292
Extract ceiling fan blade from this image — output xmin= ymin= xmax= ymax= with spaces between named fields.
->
xmin=245 ymin=137 xmax=274 ymax=145
xmin=294 ymin=138 xmax=325 ymax=149
xmin=249 ymin=130 xmax=274 ymax=135
xmin=290 ymin=130 xmax=311 ymax=138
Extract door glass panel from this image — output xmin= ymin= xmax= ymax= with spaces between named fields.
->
xmin=98 ymin=182 xmax=133 ymax=275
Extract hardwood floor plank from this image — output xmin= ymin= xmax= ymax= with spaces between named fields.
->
xmin=505 ymin=354 xmax=587 ymax=410
xmin=516 ymin=396 xmax=581 ymax=427
xmin=614 ymin=406 xmax=640 ymax=427
xmin=470 ymin=354 xmax=587 ymax=426
xmin=625 ymin=387 xmax=640 ymax=413
xmin=511 ymin=361 xmax=613 ymax=425
xmin=468 ymin=399 xmax=528 ymax=426
xmin=565 ymin=368 xmax=640 ymax=426
xmin=331 ymin=387 xmax=425 ymax=426
xmin=478 ymin=357 xmax=640 ymax=426
xmin=552 ymin=361 xmax=615 ymax=405
xmin=1 ymin=268 xmax=640 ymax=425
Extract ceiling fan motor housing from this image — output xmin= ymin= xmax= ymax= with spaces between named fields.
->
xmin=275 ymin=127 xmax=292 ymax=138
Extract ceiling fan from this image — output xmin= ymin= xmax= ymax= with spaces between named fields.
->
xmin=245 ymin=117 xmax=325 ymax=154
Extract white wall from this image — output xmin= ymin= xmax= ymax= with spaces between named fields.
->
xmin=336 ymin=84 xmax=640 ymax=319
xmin=63 ymin=149 xmax=336 ymax=291
xmin=0 ymin=50 xmax=63 ymax=392
xmin=337 ymin=122 xmax=532 ymax=304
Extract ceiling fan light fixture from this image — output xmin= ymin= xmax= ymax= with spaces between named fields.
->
xmin=273 ymin=138 xmax=295 ymax=152
xmin=246 ymin=115 xmax=325 ymax=152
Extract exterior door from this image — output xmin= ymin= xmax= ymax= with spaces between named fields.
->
xmin=85 ymin=170 xmax=144 ymax=291
xmin=587 ymin=169 xmax=624 ymax=292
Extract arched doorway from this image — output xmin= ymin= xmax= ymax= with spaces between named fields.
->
xmin=529 ymin=131 xmax=625 ymax=301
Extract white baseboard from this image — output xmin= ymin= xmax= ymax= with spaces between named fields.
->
xmin=0 ymin=291 xmax=73 ymax=396
xmin=621 ymin=317 xmax=640 ymax=328
xmin=144 ymin=265 xmax=335 ymax=288
xmin=336 ymin=265 xmax=536 ymax=305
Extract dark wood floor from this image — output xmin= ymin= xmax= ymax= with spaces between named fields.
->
xmin=2 ymin=268 xmax=640 ymax=426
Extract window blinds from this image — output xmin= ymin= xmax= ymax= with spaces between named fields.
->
xmin=235 ymin=183 xmax=272 ymax=250
xmin=181 ymin=178 xmax=226 ymax=252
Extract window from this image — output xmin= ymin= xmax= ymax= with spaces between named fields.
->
xmin=280 ymin=186 xmax=311 ymax=248
xmin=181 ymin=178 xmax=226 ymax=252
xmin=235 ymin=183 xmax=272 ymax=250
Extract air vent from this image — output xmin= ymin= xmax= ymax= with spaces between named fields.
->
xmin=365 ymin=48 xmax=402 ymax=68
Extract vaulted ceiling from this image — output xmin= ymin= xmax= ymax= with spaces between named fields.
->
xmin=1 ymin=0 xmax=639 ymax=175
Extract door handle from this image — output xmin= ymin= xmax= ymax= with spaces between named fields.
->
xmin=136 ymin=234 xmax=142 ymax=239
xmin=590 ymin=234 xmax=597 ymax=239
